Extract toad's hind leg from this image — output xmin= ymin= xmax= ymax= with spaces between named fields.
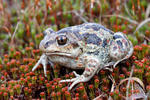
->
xmin=60 ymin=57 xmax=100 ymax=91
xmin=109 ymin=32 xmax=133 ymax=68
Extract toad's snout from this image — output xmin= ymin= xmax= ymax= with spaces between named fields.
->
xmin=39 ymin=40 xmax=47 ymax=52
xmin=39 ymin=40 xmax=55 ymax=51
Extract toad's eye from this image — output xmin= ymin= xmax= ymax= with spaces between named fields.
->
xmin=56 ymin=35 xmax=68 ymax=45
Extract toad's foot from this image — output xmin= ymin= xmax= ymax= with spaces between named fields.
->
xmin=32 ymin=54 xmax=50 ymax=77
xmin=60 ymin=75 xmax=89 ymax=91
xmin=60 ymin=58 xmax=100 ymax=91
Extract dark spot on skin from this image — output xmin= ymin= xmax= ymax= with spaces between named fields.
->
xmin=100 ymin=53 xmax=105 ymax=59
xmin=108 ymin=31 xmax=114 ymax=35
xmin=117 ymin=40 xmax=123 ymax=48
xmin=80 ymin=48 xmax=83 ymax=53
xmin=110 ymin=40 xmax=113 ymax=45
xmin=87 ymin=52 xmax=91 ymax=54
xmin=87 ymin=50 xmax=99 ymax=55
xmin=93 ymin=51 xmax=99 ymax=55
xmin=102 ymin=38 xmax=107 ymax=47
xmin=82 ymin=33 xmax=102 ymax=45
xmin=113 ymin=46 xmax=117 ymax=51
xmin=125 ymin=42 xmax=128 ymax=47
xmin=113 ymin=35 xmax=122 ymax=39
xmin=72 ymin=43 xmax=79 ymax=48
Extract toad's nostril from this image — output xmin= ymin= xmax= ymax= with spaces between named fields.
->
xmin=44 ymin=42 xmax=49 ymax=48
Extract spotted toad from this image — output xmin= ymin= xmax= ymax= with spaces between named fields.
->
xmin=32 ymin=23 xmax=133 ymax=90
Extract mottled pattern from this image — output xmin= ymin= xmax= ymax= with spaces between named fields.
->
xmin=102 ymin=38 xmax=107 ymax=48
xmin=82 ymin=33 xmax=102 ymax=45
xmin=117 ymin=40 xmax=123 ymax=48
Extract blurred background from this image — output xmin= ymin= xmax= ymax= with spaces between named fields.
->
xmin=0 ymin=0 xmax=150 ymax=99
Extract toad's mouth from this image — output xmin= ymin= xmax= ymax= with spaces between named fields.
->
xmin=44 ymin=51 xmax=72 ymax=57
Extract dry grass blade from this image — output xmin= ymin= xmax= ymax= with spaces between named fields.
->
xmin=73 ymin=10 xmax=88 ymax=23
xmin=129 ymin=94 xmax=146 ymax=100
xmin=141 ymin=35 xmax=150 ymax=42
xmin=124 ymin=0 xmax=132 ymax=18
xmin=128 ymin=83 xmax=146 ymax=100
xmin=2 ymin=26 xmax=11 ymax=36
xmin=126 ymin=65 xmax=134 ymax=99
xmin=95 ymin=0 xmax=102 ymax=24
xmin=108 ymin=75 xmax=116 ymax=100
xmin=109 ymin=75 xmax=116 ymax=92
xmin=102 ymin=15 xmax=138 ymax=25
xmin=62 ymin=10 xmax=88 ymax=23
xmin=93 ymin=93 xmax=105 ymax=100
xmin=117 ymin=76 xmax=145 ymax=100
xmin=133 ymin=18 xmax=150 ymax=34
xmin=10 ymin=22 xmax=20 ymax=45
xmin=146 ymin=4 xmax=150 ymax=19
xmin=117 ymin=77 xmax=145 ymax=90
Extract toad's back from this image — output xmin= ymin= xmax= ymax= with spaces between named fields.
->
xmin=57 ymin=23 xmax=114 ymax=47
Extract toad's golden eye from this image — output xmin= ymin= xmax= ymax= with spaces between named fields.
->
xmin=56 ymin=35 xmax=68 ymax=45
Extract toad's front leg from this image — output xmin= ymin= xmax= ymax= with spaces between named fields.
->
xmin=60 ymin=57 xmax=100 ymax=91
xmin=32 ymin=54 xmax=49 ymax=77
